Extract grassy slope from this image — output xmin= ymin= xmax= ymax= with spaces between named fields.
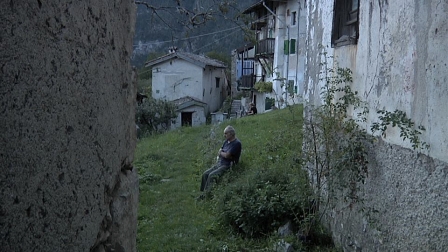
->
xmin=135 ymin=105 xmax=305 ymax=251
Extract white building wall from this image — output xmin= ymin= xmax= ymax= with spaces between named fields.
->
xmin=152 ymin=59 xmax=225 ymax=116
xmin=303 ymin=0 xmax=334 ymax=106
xmin=151 ymin=59 xmax=203 ymax=101
xmin=264 ymin=0 xmax=305 ymax=107
xmin=357 ymin=0 xmax=448 ymax=162
xmin=284 ymin=0 xmax=304 ymax=105
xmin=202 ymin=66 xmax=225 ymax=114
xmin=306 ymin=0 xmax=448 ymax=163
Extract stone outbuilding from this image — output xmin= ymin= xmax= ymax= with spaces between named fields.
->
xmin=145 ymin=51 xmax=227 ymax=127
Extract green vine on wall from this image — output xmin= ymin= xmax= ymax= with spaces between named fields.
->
xmin=371 ymin=110 xmax=430 ymax=150
xmin=303 ymin=57 xmax=430 ymax=235
xmin=304 ymin=63 xmax=372 ymax=209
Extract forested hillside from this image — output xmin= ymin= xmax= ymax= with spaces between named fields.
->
xmin=131 ymin=0 xmax=255 ymax=67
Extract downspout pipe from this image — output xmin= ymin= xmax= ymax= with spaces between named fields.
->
xmin=295 ymin=1 xmax=301 ymax=99
xmin=262 ymin=1 xmax=290 ymax=106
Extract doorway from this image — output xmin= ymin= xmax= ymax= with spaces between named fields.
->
xmin=181 ymin=112 xmax=193 ymax=126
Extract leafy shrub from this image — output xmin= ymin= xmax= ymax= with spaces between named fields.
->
xmin=136 ymin=97 xmax=176 ymax=137
xmin=214 ymin=167 xmax=312 ymax=238
xmin=254 ymin=81 xmax=273 ymax=93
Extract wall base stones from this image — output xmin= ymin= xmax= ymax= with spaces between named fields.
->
xmin=326 ymin=139 xmax=448 ymax=251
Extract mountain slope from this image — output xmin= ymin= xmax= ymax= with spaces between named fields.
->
xmin=131 ymin=0 xmax=255 ymax=67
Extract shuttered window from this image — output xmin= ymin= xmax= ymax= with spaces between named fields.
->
xmin=284 ymin=40 xmax=289 ymax=54
xmin=332 ymin=0 xmax=360 ymax=47
xmin=284 ymin=39 xmax=296 ymax=54
xmin=290 ymin=39 xmax=296 ymax=54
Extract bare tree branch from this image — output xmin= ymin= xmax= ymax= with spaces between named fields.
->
xmin=135 ymin=0 xmax=236 ymax=29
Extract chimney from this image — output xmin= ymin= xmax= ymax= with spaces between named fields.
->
xmin=168 ymin=46 xmax=178 ymax=54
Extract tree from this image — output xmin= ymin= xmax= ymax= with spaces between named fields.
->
xmin=134 ymin=0 xmax=245 ymax=29
xmin=136 ymin=97 xmax=177 ymax=136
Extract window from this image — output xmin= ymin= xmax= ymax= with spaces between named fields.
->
xmin=284 ymin=40 xmax=289 ymax=54
xmin=291 ymin=11 xmax=297 ymax=26
xmin=332 ymin=0 xmax=359 ymax=47
xmin=284 ymin=39 xmax=296 ymax=54
xmin=215 ymin=77 xmax=220 ymax=88
xmin=290 ymin=39 xmax=296 ymax=54
xmin=287 ymin=80 xmax=294 ymax=95
xmin=265 ymin=97 xmax=275 ymax=110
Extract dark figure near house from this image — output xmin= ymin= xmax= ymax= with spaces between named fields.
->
xmin=247 ymin=103 xmax=257 ymax=115
xmin=199 ymin=125 xmax=242 ymax=194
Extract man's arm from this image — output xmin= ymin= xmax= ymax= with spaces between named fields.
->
xmin=219 ymin=149 xmax=232 ymax=159
xmin=219 ymin=141 xmax=241 ymax=160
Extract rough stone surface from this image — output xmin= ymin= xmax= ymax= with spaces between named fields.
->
xmin=326 ymin=139 xmax=448 ymax=251
xmin=0 ymin=1 xmax=138 ymax=251
xmin=274 ymin=239 xmax=295 ymax=252
xmin=278 ymin=221 xmax=294 ymax=237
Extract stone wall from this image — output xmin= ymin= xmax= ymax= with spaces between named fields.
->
xmin=303 ymin=0 xmax=448 ymax=250
xmin=0 ymin=1 xmax=138 ymax=251
xmin=327 ymin=139 xmax=448 ymax=251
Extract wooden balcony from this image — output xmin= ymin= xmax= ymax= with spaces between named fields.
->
xmin=255 ymin=38 xmax=275 ymax=57
xmin=238 ymin=74 xmax=255 ymax=90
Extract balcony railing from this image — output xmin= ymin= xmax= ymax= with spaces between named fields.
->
xmin=255 ymin=38 xmax=275 ymax=57
xmin=238 ymin=74 xmax=255 ymax=90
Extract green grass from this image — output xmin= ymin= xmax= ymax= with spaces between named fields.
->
xmin=135 ymin=105 xmax=338 ymax=251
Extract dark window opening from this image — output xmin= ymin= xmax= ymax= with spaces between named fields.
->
xmin=332 ymin=0 xmax=359 ymax=47
xmin=291 ymin=11 xmax=297 ymax=26
xmin=215 ymin=77 xmax=220 ymax=88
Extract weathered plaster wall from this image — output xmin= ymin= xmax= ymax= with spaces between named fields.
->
xmin=303 ymin=0 xmax=334 ymax=107
xmin=152 ymin=59 xmax=203 ymax=101
xmin=152 ymin=60 xmax=225 ymax=114
xmin=268 ymin=1 xmax=305 ymax=106
xmin=304 ymin=0 xmax=448 ymax=250
xmin=0 ymin=1 xmax=138 ymax=251
xmin=202 ymin=66 xmax=226 ymax=114
xmin=346 ymin=0 xmax=448 ymax=162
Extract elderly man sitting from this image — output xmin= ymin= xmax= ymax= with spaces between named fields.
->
xmin=199 ymin=125 xmax=242 ymax=195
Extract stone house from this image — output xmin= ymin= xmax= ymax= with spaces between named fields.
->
xmin=145 ymin=51 xmax=227 ymax=128
xmin=235 ymin=0 xmax=305 ymax=113
xmin=302 ymin=0 xmax=448 ymax=251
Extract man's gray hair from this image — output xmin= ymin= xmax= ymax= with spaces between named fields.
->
xmin=224 ymin=125 xmax=236 ymax=136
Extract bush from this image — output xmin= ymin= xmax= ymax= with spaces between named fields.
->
xmin=254 ymin=81 xmax=273 ymax=93
xmin=136 ymin=97 xmax=176 ymax=137
xmin=214 ymin=167 xmax=312 ymax=238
